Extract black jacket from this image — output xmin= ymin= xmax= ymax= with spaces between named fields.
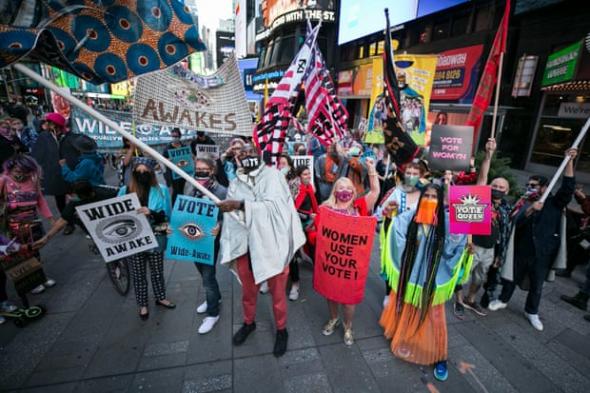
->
xmin=0 ymin=135 xmax=26 ymax=168
xmin=59 ymin=132 xmax=81 ymax=170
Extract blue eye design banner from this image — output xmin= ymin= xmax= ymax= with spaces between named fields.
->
xmin=165 ymin=195 xmax=219 ymax=265
xmin=75 ymin=193 xmax=157 ymax=263
xmin=168 ymin=146 xmax=195 ymax=180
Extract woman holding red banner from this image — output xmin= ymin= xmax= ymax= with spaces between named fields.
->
xmin=313 ymin=158 xmax=380 ymax=346
xmin=380 ymin=184 xmax=472 ymax=382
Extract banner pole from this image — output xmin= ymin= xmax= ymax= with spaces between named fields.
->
xmin=539 ymin=116 xmax=590 ymax=203
xmin=12 ymin=63 xmax=242 ymax=220
xmin=490 ymin=51 xmax=505 ymax=139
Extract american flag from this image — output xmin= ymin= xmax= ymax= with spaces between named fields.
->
xmin=304 ymin=42 xmax=349 ymax=146
xmin=382 ymin=8 xmax=419 ymax=167
xmin=253 ymin=24 xmax=320 ymax=163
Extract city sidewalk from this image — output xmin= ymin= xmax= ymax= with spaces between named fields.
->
xmin=1 ymin=225 xmax=589 ymax=393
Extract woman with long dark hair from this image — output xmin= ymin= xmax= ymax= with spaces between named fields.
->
xmin=0 ymin=154 xmax=56 ymax=295
xmin=380 ymin=184 xmax=472 ymax=382
xmin=117 ymin=157 xmax=175 ymax=320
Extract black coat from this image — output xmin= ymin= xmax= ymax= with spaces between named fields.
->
xmin=514 ymin=176 xmax=575 ymax=261
xmin=59 ymin=132 xmax=81 ymax=170
xmin=32 ymin=131 xmax=66 ymax=195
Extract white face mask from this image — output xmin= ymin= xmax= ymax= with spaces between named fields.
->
xmin=280 ymin=167 xmax=290 ymax=175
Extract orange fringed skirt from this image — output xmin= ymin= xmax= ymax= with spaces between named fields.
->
xmin=379 ymin=293 xmax=448 ymax=366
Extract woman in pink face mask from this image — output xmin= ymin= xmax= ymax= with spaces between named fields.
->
xmin=310 ymin=158 xmax=380 ymax=346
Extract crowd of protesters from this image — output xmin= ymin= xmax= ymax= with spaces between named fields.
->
xmin=1 ymin=101 xmax=589 ymax=383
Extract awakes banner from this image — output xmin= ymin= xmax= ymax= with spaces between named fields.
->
xmin=133 ymin=55 xmax=252 ymax=136
xmin=168 ymin=146 xmax=194 ymax=180
xmin=313 ymin=206 xmax=377 ymax=305
xmin=71 ymin=106 xmax=198 ymax=150
xmin=394 ymin=54 xmax=437 ymax=146
xmin=449 ymin=186 xmax=492 ymax=235
xmin=165 ymin=196 xmax=219 ymax=265
xmin=76 ymin=194 xmax=157 ymax=263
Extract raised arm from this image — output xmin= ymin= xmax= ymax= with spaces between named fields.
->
xmin=477 ymin=138 xmax=496 ymax=186
xmin=363 ymin=158 xmax=381 ymax=212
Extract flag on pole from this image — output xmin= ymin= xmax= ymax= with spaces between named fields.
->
xmin=382 ymin=9 xmax=418 ymax=166
xmin=304 ymin=28 xmax=349 ymax=146
xmin=466 ymin=0 xmax=511 ymax=137
xmin=253 ymin=23 xmax=319 ymax=163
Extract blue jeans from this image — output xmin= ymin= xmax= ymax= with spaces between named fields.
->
xmin=195 ymin=262 xmax=221 ymax=316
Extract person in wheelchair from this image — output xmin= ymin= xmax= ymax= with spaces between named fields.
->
xmin=34 ymin=181 xmax=118 ymax=247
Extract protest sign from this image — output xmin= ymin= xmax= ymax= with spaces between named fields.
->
xmin=428 ymin=124 xmax=474 ymax=171
xmin=291 ymin=155 xmax=314 ymax=182
xmin=76 ymin=194 xmax=157 ymax=262
xmin=195 ymin=144 xmax=220 ymax=159
xmin=165 ymin=196 xmax=219 ymax=265
xmin=313 ymin=206 xmax=377 ymax=305
xmin=449 ymin=186 xmax=492 ymax=235
xmin=0 ymin=251 xmax=46 ymax=295
xmin=133 ymin=55 xmax=252 ymax=136
xmin=168 ymin=146 xmax=195 ymax=180
xmin=71 ymin=106 xmax=199 ymax=151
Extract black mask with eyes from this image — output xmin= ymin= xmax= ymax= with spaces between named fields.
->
xmin=240 ymin=156 xmax=261 ymax=172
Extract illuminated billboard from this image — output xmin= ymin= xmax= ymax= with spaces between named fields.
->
xmin=338 ymin=0 xmax=470 ymax=45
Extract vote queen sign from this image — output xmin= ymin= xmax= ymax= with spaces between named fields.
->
xmin=449 ymin=186 xmax=492 ymax=235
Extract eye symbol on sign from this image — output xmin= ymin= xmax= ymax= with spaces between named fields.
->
xmin=177 ymin=159 xmax=188 ymax=168
xmin=179 ymin=223 xmax=204 ymax=240
xmin=102 ymin=220 xmax=137 ymax=240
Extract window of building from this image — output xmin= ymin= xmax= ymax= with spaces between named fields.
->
xmin=432 ymin=19 xmax=450 ymax=41
xmin=452 ymin=12 xmax=470 ymax=36
xmin=263 ymin=39 xmax=274 ymax=67
xmin=276 ymin=35 xmax=295 ymax=65
xmin=474 ymin=5 xmax=492 ymax=32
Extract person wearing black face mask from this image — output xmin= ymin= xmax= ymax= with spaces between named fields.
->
xmin=217 ymin=144 xmax=306 ymax=357
xmin=117 ymin=157 xmax=175 ymax=320
xmin=163 ymin=128 xmax=186 ymax=205
xmin=454 ymin=139 xmax=513 ymax=318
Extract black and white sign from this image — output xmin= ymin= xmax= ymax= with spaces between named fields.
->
xmin=194 ymin=144 xmax=220 ymax=159
xmin=292 ymin=155 xmax=314 ymax=182
xmin=76 ymin=194 xmax=157 ymax=262
xmin=428 ymin=125 xmax=473 ymax=172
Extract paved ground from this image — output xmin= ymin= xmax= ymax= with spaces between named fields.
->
xmin=1 ymin=213 xmax=590 ymax=393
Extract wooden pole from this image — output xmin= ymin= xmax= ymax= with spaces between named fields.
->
xmin=490 ymin=51 xmax=505 ymax=139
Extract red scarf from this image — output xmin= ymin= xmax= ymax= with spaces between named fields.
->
xmin=294 ymin=183 xmax=318 ymax=215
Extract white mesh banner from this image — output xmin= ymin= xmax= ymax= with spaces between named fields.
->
xmin=133 ymin=55 xmax=252 ymax=136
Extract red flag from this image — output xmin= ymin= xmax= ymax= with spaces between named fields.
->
xmin=466 ymin=0 xmax=511 ymax=140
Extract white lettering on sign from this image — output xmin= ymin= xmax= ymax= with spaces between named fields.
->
xmin=437 ymin=53 xmax=467 ymax=67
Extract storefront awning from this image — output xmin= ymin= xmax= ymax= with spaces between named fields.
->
xmin=541 ymin=80 xmax=590 ymax=93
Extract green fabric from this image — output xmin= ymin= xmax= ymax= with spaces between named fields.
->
xmin=380 ymin=217 xmax=474 ymax=307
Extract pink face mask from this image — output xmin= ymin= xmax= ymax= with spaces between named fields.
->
xmin=334 ymin=190 xmax=354 ymax=203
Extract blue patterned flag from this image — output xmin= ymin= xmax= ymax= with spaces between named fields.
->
xmin=0 ymin=0 xmax=206 ymax=84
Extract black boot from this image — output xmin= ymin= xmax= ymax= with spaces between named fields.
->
xmin=273 ymin=328 xmax=288 ymax=357
xmin=560 ymin=292 xmax=589 ymax=311
xmin=233 ymin=322 xmax=256 ymax=345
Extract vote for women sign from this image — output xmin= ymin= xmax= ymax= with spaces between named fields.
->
xmin=76 ymin=194 xmax=157 ymax=262
xmin=165 ymin=196 xmax=219 ymax=265
xmin=449 ymin=186 xmax=492 ymax=235
xmin=168 ymin=146 xmax=195 ymax=180
xmin=428 ymin=124 xmax=473 ymax=171
xmin=313 ymin=206 xmax=377 ymax=304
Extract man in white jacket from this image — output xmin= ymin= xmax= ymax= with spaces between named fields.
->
xmin=218 ymin=144 xmax=305 ymax=357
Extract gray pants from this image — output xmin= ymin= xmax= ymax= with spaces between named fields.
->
xmin=129 ymin=251 xmax=166 ymax=307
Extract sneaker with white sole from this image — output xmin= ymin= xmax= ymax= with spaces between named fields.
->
xmin=31 ymin=284 xmax=45 ymax=294
xmin=196 ymin=301 xmax=208 ymax=314
xmin=0 ymin=301 xmax=18 ymax=312
xmin=289 ymin=285 xmax=300 ymax=301
xmin=488 ymin=299 xmax=508 ymax=311
xmin=44 ymin=278 xmax=56 ymax=288
xmin=198 ymin=316 xmax=220 ymax=334
xmin=259 ymin=281 xmax=269 ymax=294
xmin=525 ymin=312 xmax=544 ymax=331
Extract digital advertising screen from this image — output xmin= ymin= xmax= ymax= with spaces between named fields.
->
xmin=338 ymin=0 xmax=470 ymax=45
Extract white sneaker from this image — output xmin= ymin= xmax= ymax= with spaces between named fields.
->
xmin=44 ymin=278 xmax=56 ymax=288
xmin=525 ymin=313 xmax=544 ymax=331
xmin=196 ymin=301 xmax=208 ymax=314
xmin=31 ymin=284 xmax=46 ymax=294
xmin=383 ymin=295 xmax=390 ymax=308
xmin=0 ymin=301 xmax=17 ymax=312
xmin=259 ymin=281 xmax=269 ymax=294
xmin=289 ymin=285 xmax=300 ymax=301
xmin=0 ymin=316 xmax=5 ymax=325
xmin=488 ymin=300 xmax=508 ymax=311
xmin=198 ymin=316 xmax=220 ymax=334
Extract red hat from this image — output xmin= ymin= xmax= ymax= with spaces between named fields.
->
xmin=44 ymin=112 xmax=66 ymax=128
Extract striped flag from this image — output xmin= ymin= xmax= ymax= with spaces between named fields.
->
xmin=382 ymin=8 xmax=419 ymax=166
xmin=305 ymin=39 xmax=349 ymax=146
xmin=253 ymin=24 xmax=320 ymax=163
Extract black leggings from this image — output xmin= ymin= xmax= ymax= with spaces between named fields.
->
xmin=289 ymin=254 xmax=300 ymax=283
xmin=54 ymin=194 xmax=67 ymax=213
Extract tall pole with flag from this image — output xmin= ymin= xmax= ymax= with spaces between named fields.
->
xmin=381 ymin=8 xmax=419 ymax=167
xmin=466 ymin=0 xmax=511 ymax=142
